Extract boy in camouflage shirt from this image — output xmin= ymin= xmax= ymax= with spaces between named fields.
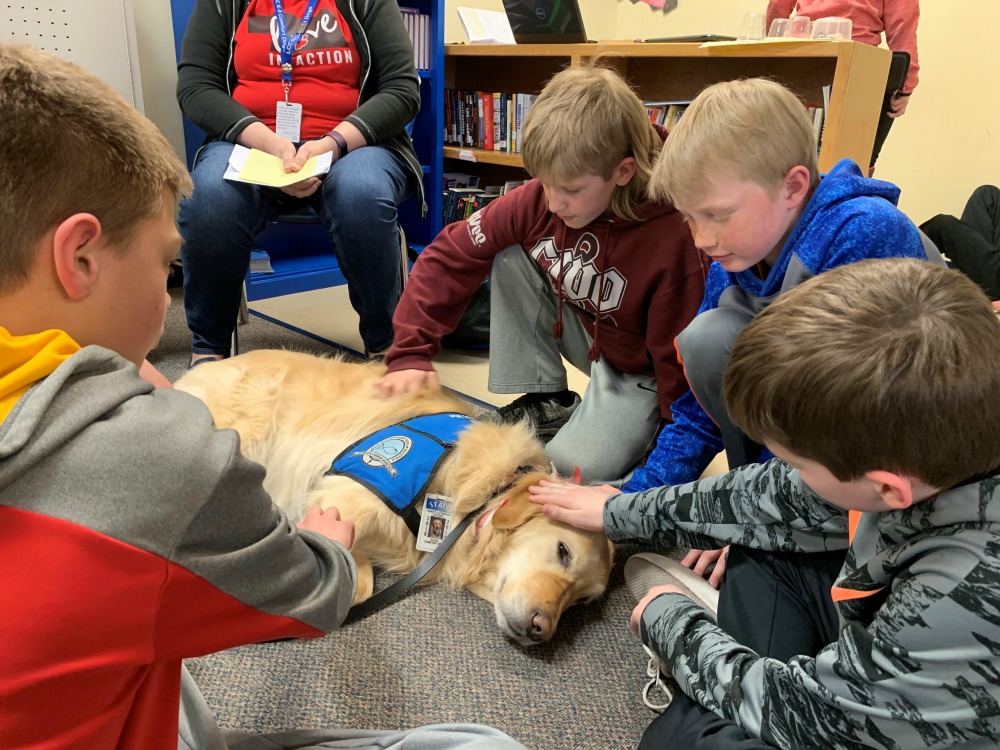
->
xmin=532 ymin=259 xmax=1000 ymax=748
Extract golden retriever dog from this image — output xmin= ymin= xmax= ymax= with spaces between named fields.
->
xmin=176 ymin=350 xmax=614 ymax=645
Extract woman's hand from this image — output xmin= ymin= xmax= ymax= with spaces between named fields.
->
xmin=527 ymin=480 xmax=618 ymax=532
xmin=284 ymin=138 xmax=335 ymax=174
xmin=279 ymin=176 xmax=321 ymax=199
xmin=237 ymin=122 xmax=296 ymax=160
xmin=375 ymin=368 xmax=441 ymax=398
xmin=273 ymin=139 xmax=332 ymax=199
xmin=888 ymin=92 xmax=909 ymax=118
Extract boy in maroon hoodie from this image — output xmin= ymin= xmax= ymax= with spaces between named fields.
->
xmin=377 ymin=63 xmax=707 ymax=483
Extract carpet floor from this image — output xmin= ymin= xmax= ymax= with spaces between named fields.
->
xmin=150 ymin=289 xmax=669 ymax=750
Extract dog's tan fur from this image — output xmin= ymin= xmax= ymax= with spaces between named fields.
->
xmin=176 ymin=350 xmax=613 ymax=645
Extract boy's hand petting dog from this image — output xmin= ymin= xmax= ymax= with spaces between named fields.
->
xmin=630 ymin=584 xmax=689 ymax=635
xmin=297 ymin=505 xmax=355 ymax=550
xmin=681 ymin=547 xmax=729 ymax=589
xmin=528 ymin=480 xmax=619 ymax=532
xmin=375 ymin=368 xmax=441 ymax=398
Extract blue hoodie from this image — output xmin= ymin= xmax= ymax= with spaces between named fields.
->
xmin=624 ymin=160 xmax=929 ymax=492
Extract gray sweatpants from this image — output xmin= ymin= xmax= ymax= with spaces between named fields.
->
xmin=179 ymin=666 xmax=526 ymax=750
xmin=488 ymin=246 xmax=661 ymax=484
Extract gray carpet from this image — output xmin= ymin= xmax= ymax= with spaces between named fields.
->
xmin=151 ymin=289 xmax=665 ymax=750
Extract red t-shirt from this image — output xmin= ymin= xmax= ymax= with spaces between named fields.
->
xmin=232 ymin=0 xmax=362 ymax=139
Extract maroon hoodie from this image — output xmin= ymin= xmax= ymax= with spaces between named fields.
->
xmin=386 ymin=179 xmax=708 ymax=417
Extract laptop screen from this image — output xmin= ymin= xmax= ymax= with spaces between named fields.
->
xmin=502 ymin=0 xmax=588 ymax=44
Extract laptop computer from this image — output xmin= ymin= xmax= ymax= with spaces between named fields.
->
xmin=501 ymin=0 xmax=589 ymax=44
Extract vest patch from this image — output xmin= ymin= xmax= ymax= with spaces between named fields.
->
xmin=327 ymin=413 xmax=475 ymax=535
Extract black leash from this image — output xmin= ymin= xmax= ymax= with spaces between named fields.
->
xmin=342 ymin=508 xmax=480 ymax=624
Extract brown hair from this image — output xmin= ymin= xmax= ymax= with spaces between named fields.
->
xmin=724 ymin=259 xmax=1000 ymax=488
xmin=651 ymin=78 xmax=819 ymax=206
xmin=521 ymin=60 xmax=660 ymax=221
xmin=0 ymin=44 xmax=192 ymax=293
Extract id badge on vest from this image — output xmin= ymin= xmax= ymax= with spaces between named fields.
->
xmin=415 ymin=494 xmax=456 ymax=553
xmin=276 ymin=101 xmax=302 ymax=142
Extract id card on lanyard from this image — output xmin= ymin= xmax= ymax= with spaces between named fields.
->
xmin=274 ymin=0 xmax=319 ymax=142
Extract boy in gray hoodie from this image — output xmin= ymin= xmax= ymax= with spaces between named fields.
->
xmin=531 ymin=258 xmax=1000 ymax=748
xmin=0 ymin=44 xmax=523 ymax=750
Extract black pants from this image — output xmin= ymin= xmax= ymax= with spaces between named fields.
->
xmin=638 ymin=546 xmax=845 ymax=750
xmin=920 ymin=185 xmax=1000 ymax=300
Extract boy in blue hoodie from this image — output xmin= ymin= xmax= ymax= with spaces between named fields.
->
xmin=623 ymin=78 xmax=939 ymax=590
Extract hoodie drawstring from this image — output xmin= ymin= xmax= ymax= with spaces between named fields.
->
xmin=550 ymin=223 xmax=612 ymax=363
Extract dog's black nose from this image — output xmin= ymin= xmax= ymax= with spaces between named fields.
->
xmin=529 ymin=610 xmax=554 ymax=642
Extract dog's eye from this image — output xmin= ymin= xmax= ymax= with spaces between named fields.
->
xmin=557 ymin=541 xmax=571 ymax=566
xmin=576 ymin=595 xmax=594 ymax=606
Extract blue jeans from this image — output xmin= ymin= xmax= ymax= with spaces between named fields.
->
xmin=179 ymin=140 xmax=412 ymax=355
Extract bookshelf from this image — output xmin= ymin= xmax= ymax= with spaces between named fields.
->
xmin=396 ymin=0 xmax=445 ymax=254
xmin=441 ymin=40 xmax=890 ymax=177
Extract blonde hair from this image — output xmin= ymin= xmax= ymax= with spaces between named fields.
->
xmin=0 ymin=44 xmax=192 ymax=293
xmin=521 ymin=61 xmax=660 ymax=221
xmin=724 ymin=259 xmax=1000 ymax=488
xmin=651 ymin=78 xmax=819 ymax=206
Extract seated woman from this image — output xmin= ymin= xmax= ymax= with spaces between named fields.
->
xmin=177 ymin=0 xmax=422 ymax=365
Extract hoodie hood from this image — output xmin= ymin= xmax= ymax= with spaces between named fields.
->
xmin=729 ymin=159 xmax=918 ymax=299
xmin=0 ymin=328 xmax=80 ymax=422
xmin=0 ymin=346 xmax=149 ymax=473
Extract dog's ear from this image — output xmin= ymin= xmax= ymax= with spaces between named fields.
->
xmin=490 ymin=488 xmax=542 ymax=530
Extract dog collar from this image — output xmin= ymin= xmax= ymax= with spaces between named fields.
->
xmin=476 ymin=496 xmax=508 ymax=531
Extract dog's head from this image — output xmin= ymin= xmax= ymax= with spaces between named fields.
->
xmin=480 ymin=473 xmax=614 ymax=647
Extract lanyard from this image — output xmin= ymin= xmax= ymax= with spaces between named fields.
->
xmin=274 ymin=0 xmax=320 ymax=100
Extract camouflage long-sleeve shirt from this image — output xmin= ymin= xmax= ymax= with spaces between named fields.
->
xmin=605 ymin=460 xmax=1000 ymax=749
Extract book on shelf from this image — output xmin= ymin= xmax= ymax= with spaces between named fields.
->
xmin=445 ymin=89 xmax=538 ymax=154
xmin=442 ymin=187 xmax=485 ymax=224
xmin=808 ymin=105 xmax=825 ymax=150
xmin=249 ymin=250 xmax=274 ymax=274
xmin=398 ymin=7 xmax=431 ymax=70
xmin=643 ymin=100 xmax=691 ymax=129
xmin=456 ymin=6 xmax=515 ymax=45
xmin=443 ymin=172 xmax=480 ymax=189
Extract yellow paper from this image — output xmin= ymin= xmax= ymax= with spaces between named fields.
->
xmin=238 ymin=149 xmax=320 ymax=187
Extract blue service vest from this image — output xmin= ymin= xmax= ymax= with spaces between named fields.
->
xmin=326 ymin=413 xmax=475 ymax=535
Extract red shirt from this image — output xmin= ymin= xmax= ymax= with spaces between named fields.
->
xmin=232 ymin=0 xmax=362 ymax=139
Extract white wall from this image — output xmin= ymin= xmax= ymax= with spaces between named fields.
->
xmin=133 ymin=0 xmax=187 ymax=162
xmin=874 ymin=1 xmax=1000 ymax=222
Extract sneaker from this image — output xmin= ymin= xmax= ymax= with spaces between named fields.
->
xmin=641 ymin=643 xmax=675 ymax=713
xmin=623 ymin=553 xmax=720 ymax=617
xmin=625 ymin=552 xmax=721 ymax=715
xmin=495 ymin=391 xmax=581 ymax=439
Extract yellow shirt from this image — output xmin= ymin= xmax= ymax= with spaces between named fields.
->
xmin=0 ymin=327 xmax=80 ymax=421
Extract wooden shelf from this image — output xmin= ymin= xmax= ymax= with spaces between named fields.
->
xmin=443 ymin=146 xmax=524 ymax=168
xmin=443 ymin=40 xmax=890 ymax=174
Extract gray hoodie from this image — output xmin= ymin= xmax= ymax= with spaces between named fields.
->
xmin=0 ymin=346 xmax=355 ymax=748
xmin=609 ymin=459 xmax=1000 ymax=749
